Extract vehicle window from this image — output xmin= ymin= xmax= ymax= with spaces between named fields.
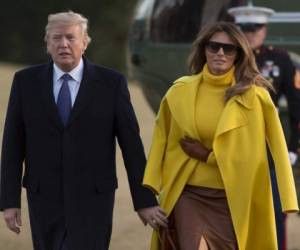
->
xmin=150 ymin=0 xmax=243 ymax=43
xmin=134 ymin=0 xmax=155 ymax=20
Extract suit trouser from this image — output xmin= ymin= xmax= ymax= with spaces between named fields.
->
xmin=59 ymin=232 xmax=70 ymax=250
xmin=27 ymin=189 xmax=114 ymax=250
xmin=27 ymin=190 xmax=69 ymax=250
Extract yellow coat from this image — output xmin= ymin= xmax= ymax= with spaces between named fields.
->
xmin=143 ymin=72 xmax=299 ymax=250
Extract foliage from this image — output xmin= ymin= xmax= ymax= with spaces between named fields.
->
xmin=0 ymin=0 xmax=138 ymax=72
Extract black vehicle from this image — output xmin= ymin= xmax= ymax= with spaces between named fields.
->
xmin=128 ymin=0 xmax=300 ymax=112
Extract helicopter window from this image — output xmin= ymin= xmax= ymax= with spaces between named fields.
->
xmin=134 ymin=0 xmax=155 ymax=20
xmin=150 ymin=0 xmax=242 ymax=43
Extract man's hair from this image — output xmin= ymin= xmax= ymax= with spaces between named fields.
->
xmin=44 ymin=10 xmax=91 ymax=45
xmin=187 ymin=21 xmax=273 ymax=102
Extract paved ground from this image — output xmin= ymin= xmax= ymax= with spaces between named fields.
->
xmin=0 ymin=63 xmax=299 ymax=250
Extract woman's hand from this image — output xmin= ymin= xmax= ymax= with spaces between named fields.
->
xmin=179 ymin=137 xmax=211 ymax=161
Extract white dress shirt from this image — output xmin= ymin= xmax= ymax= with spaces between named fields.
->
xmin=53 ymin=58 xmax=84 ymax=106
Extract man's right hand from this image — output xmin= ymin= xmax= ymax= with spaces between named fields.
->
xmin=3 ymin=208 xmax=22 ymax=234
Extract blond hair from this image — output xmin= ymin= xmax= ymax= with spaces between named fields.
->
xmin=188 ymin=22 xmax=273 ymax=102
xmin=44 ymin=10 xmax=91 ymax=45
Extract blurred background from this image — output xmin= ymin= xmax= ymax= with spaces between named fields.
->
xmin=0 ymin=0 xmax=138 ymax=72
xmin=0 ymin=0 xmax=300 ymax=249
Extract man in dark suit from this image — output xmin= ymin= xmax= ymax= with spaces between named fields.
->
xmin=0 ymin=11 xmax=168 ymax=250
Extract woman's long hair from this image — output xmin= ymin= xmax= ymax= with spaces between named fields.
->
xmin=188 ymin=22 xmax=273 ymax=102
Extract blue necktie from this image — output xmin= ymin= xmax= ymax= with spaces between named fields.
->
xmin=57 ymin=74 xmax=72 ymax=127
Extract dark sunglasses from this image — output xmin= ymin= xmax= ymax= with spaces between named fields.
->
xmin=205 ymin=41 xmax=239 ymax=56
xmin=238 ymin=23 xmax=265 ymax=33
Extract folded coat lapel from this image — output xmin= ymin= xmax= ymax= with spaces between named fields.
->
xmin=214 ymin=86 xmax=255 ymax=139
xmin=214 ymin=100 xmax=248 ymax=138
xmin=166 ymin=74 xmax=201 ymax=138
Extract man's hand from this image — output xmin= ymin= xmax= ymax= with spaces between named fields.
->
xmin=137 ymin=206 xmax=168 ymax=230
xmin=3 ymin=208 xmax=22 ymax=234
xmin=179 ymin=137 xmax=211 ymax=161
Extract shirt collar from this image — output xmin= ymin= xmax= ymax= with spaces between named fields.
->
xmin=53 ymin=58 xmax=84 ymax=83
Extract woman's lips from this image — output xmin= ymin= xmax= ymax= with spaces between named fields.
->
xmin=213 ymin=59 xmax=226 ymax=64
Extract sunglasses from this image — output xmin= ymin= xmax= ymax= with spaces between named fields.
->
xmin=205 ymin=41 xmax=239 ymax=56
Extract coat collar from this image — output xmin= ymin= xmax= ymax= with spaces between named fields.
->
xmin=166 ymin=73 xmax=201 ymax=139
xmin=233 ymin=85 xmax=256 ymax=110
xmin=41 ymin=57 xmax=96 ymax=130
xmin=166 ymin=72 xmax=256 ymax=140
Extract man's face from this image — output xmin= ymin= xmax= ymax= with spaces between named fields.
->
xmin=243 ymin=26 xmax=267 ymax=50
xmin=47 ymin=24 xmax=87 ymax=72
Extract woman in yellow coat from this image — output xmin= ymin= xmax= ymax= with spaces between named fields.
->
xmin=143 ymin=22 xmax=299 ymax=250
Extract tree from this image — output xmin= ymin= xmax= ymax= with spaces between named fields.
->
xmin=0 ymin=0 xmax=138 ymax=72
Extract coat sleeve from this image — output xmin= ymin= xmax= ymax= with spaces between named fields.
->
xmin=143 ymin=98 xmax=171 ymax=195
xmin=114 ymin=75 xmax=157 ymax=210
xmin=0 ymin=73 xmax=25 ymax=211
xmin=262 ymin=89 xmax=299 ymax=212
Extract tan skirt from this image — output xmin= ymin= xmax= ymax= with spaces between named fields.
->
xmin=160 ymin=185 xmax=238 ymax=250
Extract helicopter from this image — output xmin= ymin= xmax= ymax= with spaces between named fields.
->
xmin=128 ymin=0 xmax=300 ymax=112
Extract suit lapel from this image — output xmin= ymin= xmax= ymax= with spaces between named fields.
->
xmin=41 ymin=63 xmax=64 ymax=130
xmin=41 ymin=59 xmax=96 ymax=129
xmin=68 ymin=59 xmax=95 ymax=126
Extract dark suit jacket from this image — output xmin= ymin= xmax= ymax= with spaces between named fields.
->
xmin=255 ymin=45 xmax=300 ymax=152
xmin=0 ymin=58 xmax=157 ymax=250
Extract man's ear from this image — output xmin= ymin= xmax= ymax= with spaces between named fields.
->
xmin=82 ymin=36 xmax=89 ymax=53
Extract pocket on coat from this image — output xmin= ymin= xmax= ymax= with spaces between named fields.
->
xmin=95 ymin=177 xmax=118 ymax=194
